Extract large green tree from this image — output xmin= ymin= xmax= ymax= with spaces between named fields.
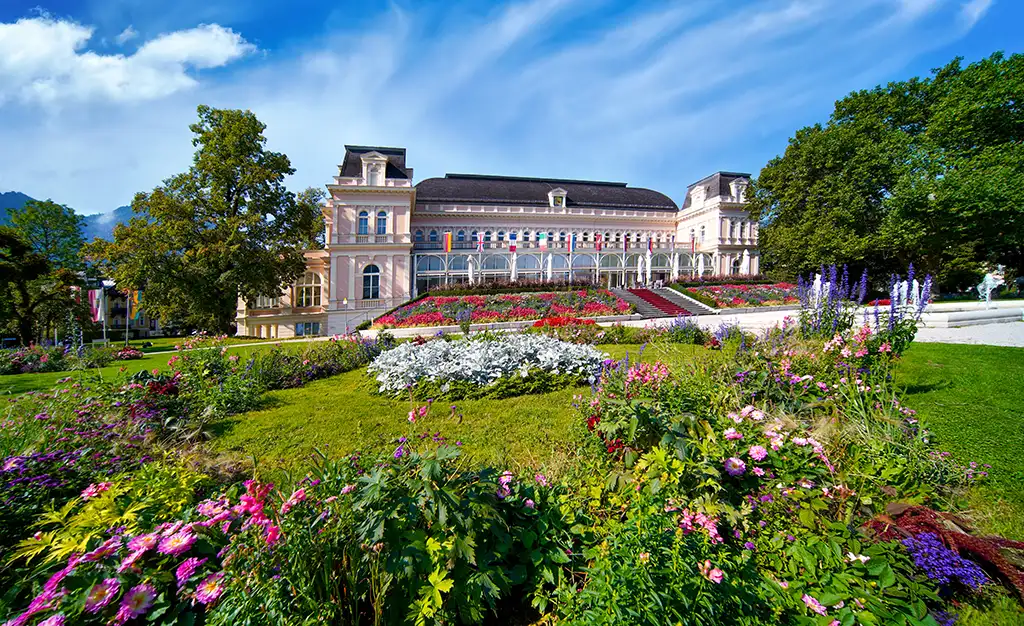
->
xmin=748 ymin=52 xmax=1024 ymax=289
xmin=86 ymin=105 xmax=326 ymax=331
xmin=0 ymin=227 xmax=82 ymax=345
xmin=9 ymin=200 xmax=85 ymax=270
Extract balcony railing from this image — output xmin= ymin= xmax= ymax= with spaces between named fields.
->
xmin=334 ymin=234 xmax=408 ymax=245
xmin=412 ymin=241 xmax=680 ymax=252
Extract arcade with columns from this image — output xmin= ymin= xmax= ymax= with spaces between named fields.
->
xmin=235 ymin=147 xmax=759 ymax=337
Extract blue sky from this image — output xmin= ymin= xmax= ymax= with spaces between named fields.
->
xmin=0 ymin=0 xmax=1018 ymax=214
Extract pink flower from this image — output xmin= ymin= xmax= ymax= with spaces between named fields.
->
xmin=176 ymin=557 xmax=208 ymax=587
xmin=81 ymin=482 xmax=112 ymax=500
xmin=340 ymin=484 xmax=356 ymax=495
xmin=802 ymin=593 xmax=827 ymax=616
xmin=84 ymin=578 xmax=120 ymax=612
xmin=38 ymin=615 xmax=66 ymax=626
xmin=524 ymin=499 xmax=536 ymax=509
xmin=748 ymin=445 xmax=768 ymax=461
xmin=265 ymin=524 xmax=282 ymax=545
xmin=128 ymin=533 xmax=159 ymax=553
xmin=724 ymin=457 xmax=746 ymax=476
xmin=878 ymin=342 xmax=892 ymax=353
xmin=752 ymin=467 xmax=766 ymax=477
xmin=280 ymin=488 xmax=306 ymax=514
xmin=195 ymin=573 xmax=226 ymax=605
xmin=699 ymin=559 xmax=724 ymax=584
xmin=724 ymin=428 xmax=743 ymax=441
xmin=117 ymin=583 xmax=156 ymax=621
xmin=407 ymin=411 xmax=416 ymax=423
xmin=116 ymin=549 xmax=146 ymax=573
xmin=158 ymin=531 xmax=196 ymax=556
xmin=534 ymin=473 xmax=549 ymax=487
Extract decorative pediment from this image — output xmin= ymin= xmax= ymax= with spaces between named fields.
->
xmin=547 ymin=187 xmax=568 ymax=208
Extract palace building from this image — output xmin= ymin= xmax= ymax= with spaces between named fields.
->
xmin=235 ymin=146 xmax=759 ymax=338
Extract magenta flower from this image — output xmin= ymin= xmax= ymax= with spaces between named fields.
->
xmin=158 ymin=531 xmax=196 ymax=556
xmin=38 ymin=615 xmax=66 ymax=626
xmin=534 ymin=473 xmax=549 ymax=487
xmin=802 ymin=593 xmax=828 ymax=616
xmin=118 ymin=583 xmax=156 ymax=621
xmin=340 ymin=484 xmax=356 ymax=495
xmin=723 ymin=428 xmax=743 ymax=441
xmin=524 ymin=499 xmax=536 ymax=509
xmin=265 ymin=524 xmax=282 ymax=545
xmin=81 ymin=482 xmax=112 ymax=500
xmin=127 ymin=533 xmax=159 ymax=553
xmin=748 ymin=445 xmax=768 ymax=461
xmin=116 ymin=549 xmax=146 ymax=573
xmin=84 ymin=578 xmax=120 ymax=612
xmin=195 ymin=572 xmax=226 ymax=605
xmin=176 ymin=557 xmax=208 ymax=587
xmin=724 ymin=457 xmax=746 ymax=476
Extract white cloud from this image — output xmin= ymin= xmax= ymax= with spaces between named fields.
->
xmin=115 ymin=25 xmax=137 ymax=45
xmin=959 ymin=0 xmax=993 ymax=28
xmin=0 ymin=0 xmax=995 ymax=215
xmin=0 ymin=17 xmax=254 ymax=105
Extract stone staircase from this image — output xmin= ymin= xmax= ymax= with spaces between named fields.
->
xmin=654 ymin=287 xmax=717 ymax=316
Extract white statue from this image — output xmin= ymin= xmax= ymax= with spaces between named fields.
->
xmin=911 ymin=278 xmax=920 ymax=306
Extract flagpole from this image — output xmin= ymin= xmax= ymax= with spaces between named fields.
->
xmin=568 ymin=234 xmax=573 ymax=285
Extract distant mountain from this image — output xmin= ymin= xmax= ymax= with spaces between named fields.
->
xmin=0 ymin=191 xmax=34 ymax=225
xmin=0 ymin=191 xmax=133 ymax=241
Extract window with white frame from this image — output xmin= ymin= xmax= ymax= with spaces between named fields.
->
xmin=357 ymin=211 xmax=369 ymax=236
xmin=497 ymin=230 xmax=505 ymax=241
xmin=484 ymin=231 xmax=492 ymax=241
xmin=456 ymin=230 xmax=466 ymax=242
xmin=429 ymin=230 xmax=439 ymax=242
xmin=376 ymin=211 xmax=387 ymax=235
xmin=295 ymin=322 xmax=321 ymax=336
xmin=699 ymin=226 xmax=706 ymax=242
xmin=362 ymin=264 xmax=380 ymax=300
xmin=253 ymin=295 xmax=280 ymax=309
xmin=415 ymin=230 xmax=424 ymax=242
xmin=296 ymin=272 xmax=322 ymax=307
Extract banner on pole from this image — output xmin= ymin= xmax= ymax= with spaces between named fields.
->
xmin=443 ymin=232 xmax=453 ymax=253
xmin=509 ymin=232 xmax=517 ymax=253
xmin=595 ymin=233 xmax=603 ymax=252
xmin=538 ymin=232 xmax=548 ymax=252
xmin=476 ymin=232 xmax=485 ymax=252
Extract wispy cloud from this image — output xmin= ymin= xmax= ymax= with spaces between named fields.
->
xmin=959 ymin=0 xmax=993 ymax=28
xmin=114 ymin=25 xmax=136 ymax=45
xmin=0 ymin=0 xmax=995 ymax=213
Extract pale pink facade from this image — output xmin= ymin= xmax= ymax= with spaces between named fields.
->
xmin=235 ymin=147 xmax=759 ymax=336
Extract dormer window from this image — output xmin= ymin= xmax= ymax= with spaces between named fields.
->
xmin=729 ymin=179 xmax=749 ymax=202
xmin=548 ymin=187 xmax=567 ymax=208
xmin=360 ymin=151 xmax=388 ymax=186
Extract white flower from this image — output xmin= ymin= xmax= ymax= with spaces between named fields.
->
xmin=846 ymin=552 xmax=870 ymax=564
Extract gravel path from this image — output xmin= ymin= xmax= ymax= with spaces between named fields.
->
xmin=915 ymin=322 xmax=1024 ymax=348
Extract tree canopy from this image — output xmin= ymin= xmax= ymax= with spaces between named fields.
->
xmin=747 ymin=52 xmax=1024 ymax=289
xmin=86 ymin=105 xmax=326 ymax=332
xmin=8 ymin=200 xmax=85 ymax=271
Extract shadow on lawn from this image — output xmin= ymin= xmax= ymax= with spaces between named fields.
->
xmin=899 ymin=380 xmax=952 ymax=396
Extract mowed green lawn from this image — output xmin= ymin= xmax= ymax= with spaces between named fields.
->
xmin=894 ymin=342 xmax=1024 ymax=541
xmin=209 ymin=344 xmax=716 ymax=474
xmin=0 ymin=339 xmax=326 ymax=396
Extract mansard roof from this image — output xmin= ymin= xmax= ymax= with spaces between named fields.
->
xmin=681 ymin=171 xmax=751 ymax=209
xmin=415 ymin=174 xmax=678 ymax=211
xmin=339 ymin=145 xmax=411 ymax=179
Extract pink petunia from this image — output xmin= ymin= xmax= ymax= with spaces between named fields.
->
xmin=195 ymin=573 xmax=226 ymax=605
xmin=748 ymin=445 xmax=768 ymax=461
xmin=158 ymin=531 xmax=196 ymax=556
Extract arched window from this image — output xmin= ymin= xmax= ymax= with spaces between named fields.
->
xmin=367 ymin=163 xmax=383 ymax=187
xmin=357 ymin=211 xmax=369 ymax=236
xmin=559 ymin=231 xmax=567 ymax=242
xmin=497 ymin=230 xmax=505 ymax=241
xmin=456 ymin=230 xmax=466 ymax=242
xmin=429 ymin=230 xmax=439 ymax=243
xmin=415 ymin=230 xmax=424 ymax=242
xmin=470 ymin=230 xmax=478 ymax=243
xmin=363 ymin=264 xmax=380 ymax=300
xmin=689 ymin=228 xmax=695 ymax=242
xmin=296 ymin=272 xmax=322 ymax=307
xmin=522 ymin=230 xmax=531 ymax=241
xmin=484 ymin=231 xmax=492 ymax=241
xmin=376 ymin=211 xmax=387 ymax=235
xmin=699 ymin=226 xmax=706 ymax=242
xmin=582 ymin=232 xmax=590 ymax=242
xmin=547 ymin=231 xmax=555 ymax=242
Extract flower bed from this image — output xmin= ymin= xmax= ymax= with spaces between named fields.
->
xmin=373 ymin=289 xmax=632 ymax=329
xmin=682 ymin=282 xmax=798 ymax=309
xmin=367 ymin=334 xmax=605 ymax=399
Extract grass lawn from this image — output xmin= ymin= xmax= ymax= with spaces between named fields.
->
xmin=209 ymin=343 xmax=716 ymax=475
xmin=0 ymin=339 xmax=326 ymax=396
xmin=894 ymin=342 xmax=1024 ymax=541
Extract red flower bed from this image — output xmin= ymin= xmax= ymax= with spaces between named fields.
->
xmin=532 ymin=317 xmax=597 ymax=328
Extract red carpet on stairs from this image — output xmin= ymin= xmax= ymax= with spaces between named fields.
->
xmin=627 ymin=289 xmax=691 ymax=316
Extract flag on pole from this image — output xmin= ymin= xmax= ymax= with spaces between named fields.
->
xmin=538 ymin=232 xmax=548 ymax=252
xmin=132 ymin=291 xmax=143 ymax=321
xmin=509 ymin=232 xmax=517 ymax=253
xmin=88 ymin=289 xmax=105 ymax=322
xmin=647 ymin=236 xmax=654 ymax=254
xmin=690 ymin=238 xmax=696 ymax=253
xmin=569 ymin=232 xmax=577 ymax=252
xmin=476 ymin=232 xmax=485 ymax=252
xmin=595 ymin=233 xmax=603 ymax=252
xmin=670 ymin=234 xmax=676 ymax=250
xmin=622 ymin=237 xmax=629 ymax=254
xmin=442 ymin=232 xmax=453 ymax=253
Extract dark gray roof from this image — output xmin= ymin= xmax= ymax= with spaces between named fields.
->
xmin=339 ymin=145 xmax=410 ymax=179
xmin=416 ymin=174 xmax=678 ymax=211
xmin=681 ymin=171 xmax=751 ymax=209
